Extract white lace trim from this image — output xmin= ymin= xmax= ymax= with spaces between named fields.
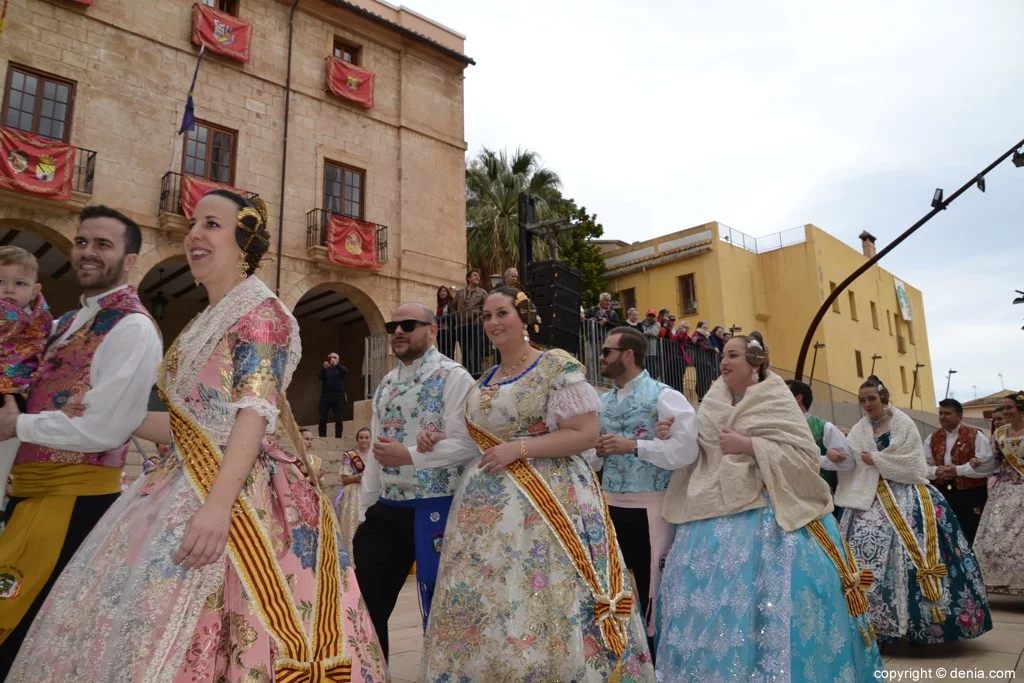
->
xmin=546 ymin=379 xmax=602 ymax=429
xmin=225 ymin=396 xmax=280 ymax=434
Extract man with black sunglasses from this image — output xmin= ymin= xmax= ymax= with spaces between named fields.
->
xmin=353 ymin=302 xmax=476 ymax=659
xmin=585 ymin=326 xmax=698 ymax=660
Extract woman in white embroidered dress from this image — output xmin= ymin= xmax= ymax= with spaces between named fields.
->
xmin=420 ymin=288 xmax=654 ymax=681
xmin=9 ymin=191 xmax=386 ymax=682
xmin=837 ymin=376 xmax=991 ymax=644
xmin=974 ymin=392 xmax=1024 ymax=595
xmin=335 ymin=426 xmax=369 ymax=555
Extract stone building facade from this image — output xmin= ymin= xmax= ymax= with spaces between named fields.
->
xmin=0 ymin=0 xmax=472 ymax=423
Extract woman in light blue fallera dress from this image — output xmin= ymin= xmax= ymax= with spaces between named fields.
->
xmin=654 ymin=334 xmax=884 ymax=682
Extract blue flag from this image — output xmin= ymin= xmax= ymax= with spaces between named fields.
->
xmin=178 ymin=45 xmax=205 ymax=134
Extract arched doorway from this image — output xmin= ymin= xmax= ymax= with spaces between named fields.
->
xmin=136 ymin=255 xmax=202 ymax=346
xmin=290 ymin=284 xmax=382 ymax=430
xmin=0 ymin=218 xmax=77 ymax=317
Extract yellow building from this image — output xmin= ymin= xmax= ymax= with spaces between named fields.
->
xmin=602 ymin=222 xmax=936 ymax=410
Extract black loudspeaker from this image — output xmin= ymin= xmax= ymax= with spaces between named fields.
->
xmin=527 ymin=260 xmax=582 ymax=293
xmin=527 ymin=261 xmax=582 ymax=353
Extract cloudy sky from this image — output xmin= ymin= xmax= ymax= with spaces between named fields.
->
xmin=419 ymin=0 xmax=1023 ymax=400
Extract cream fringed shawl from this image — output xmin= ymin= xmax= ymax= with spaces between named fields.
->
xmin=835 ymin=406 xmax=927 ymax=511
xmin=661 ymin=372 xmax=834 ymax=532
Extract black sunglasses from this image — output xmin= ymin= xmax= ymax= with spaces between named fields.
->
xmin=385 ymin=319 xmax=432 ymax=334
xmin=600 ymin=347 xmax=624 ymax=358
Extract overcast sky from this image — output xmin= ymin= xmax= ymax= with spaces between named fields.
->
xmin=419 ymin=0 xmax=1023 ymax=401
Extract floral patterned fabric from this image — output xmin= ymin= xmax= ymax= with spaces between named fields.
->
xmin=336 ymin=449 xmax=365 ymax=556
xmin=974 ymin=426 xmax=1024 ymax=595
xmin=0 ymin=293 xmax=51 ymax=397
xmin=656 ymin=497 xmax=884 ymax=682
xmin=421 ymin=350 xmax=655 ymax=681
xmin=839 ymin=432 xmax=992 ymax=644
xmin=9 ymin=278 xmax=387 ymax=682
xmin=599 ymin=370 xmax=674 ymax=493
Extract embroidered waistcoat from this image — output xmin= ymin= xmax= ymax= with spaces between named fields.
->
xmin=374 ymin=348 xmax=464 ymax=500
xmin=600 ymin=371 xmax=673 ymax=493
xmin=17 ymin=287 xmax=153 ymax=467
xmin=806 ymin=414 xmax=827 ymax=456
xmin=930 ymin=423 xmax=985 ymax=491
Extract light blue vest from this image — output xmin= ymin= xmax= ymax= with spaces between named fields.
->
xmin=374 ymin=348 xmax=464 ymax=500
xmin=599 ymin=371 xmax=674 ymax=493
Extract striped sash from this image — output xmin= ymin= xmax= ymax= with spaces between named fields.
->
xmin=466 ymin=418 xmax=634 ymax=659
xmin=876 ymin=480 xmax=947 ymax=623
xmin=163 ymin=389 xmax=351 ymax=682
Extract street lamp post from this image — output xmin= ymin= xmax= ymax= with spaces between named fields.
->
xmin=809 ymin=342 xmax=825 ymax=384
xmin=945 ymin=369 xmax=958 ymax=399
xmin=871 ymin=354 xmax=882 ymax=376
xmin=910 ymin=362 xmax=925 ymax=409
xmin=793 ymin=136 xmax=1024 ymax=381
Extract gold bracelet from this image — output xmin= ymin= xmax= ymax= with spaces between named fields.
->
xmin=520 ymin=440 xmax=528 ymax=461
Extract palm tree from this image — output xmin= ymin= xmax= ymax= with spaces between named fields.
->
xmin=466 ymin=147 xmax=562 ymax=278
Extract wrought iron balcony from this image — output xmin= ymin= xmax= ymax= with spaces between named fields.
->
xmin=158 ymin=171 xmax=259 ymax=217
xmin=305 ymin=208 xmax=388 ymax=263
xmin=74 ymin=147 xmax=96 ymax=194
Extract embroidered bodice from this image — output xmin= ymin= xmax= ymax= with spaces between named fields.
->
xmin=599 ymin=371 xmax=674 ymax=493
xmin=158 ymin=277 xmax=300 ymax=446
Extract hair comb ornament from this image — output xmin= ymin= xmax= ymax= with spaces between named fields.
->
xmin=747 ymin=339 xmax=763 ymax=350
xmin=237 ymin=206 xmax=269 ymax=252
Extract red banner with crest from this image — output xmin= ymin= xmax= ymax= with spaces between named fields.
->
xmin=192 ymin=3 xmax=252 ymax=63
xmin=180 ymin=175 xmax=248 ymax=219
xmin=0 ymin=128 xmax=75 ymax=200
xmin=327 ymin=215 xmax=379 ymax=269
xmin=326 ymin=57 xmax=375 ymax=109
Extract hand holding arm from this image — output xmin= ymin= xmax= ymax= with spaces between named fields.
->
xmin=479 ymin=412 xmax=598 ymax=474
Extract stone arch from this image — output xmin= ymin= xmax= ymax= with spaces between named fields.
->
xmin=0 ymin=207 xmax=78 ymax=315
xmin=137 ymin=252 xmax=199 ymax=345
xmin=130 ymin=242 xmax=187 ymax=288
xmin=280 ymin=271 xmax=387 ymax=335
xmin=284 ymin=273 xmax=388 ymax=430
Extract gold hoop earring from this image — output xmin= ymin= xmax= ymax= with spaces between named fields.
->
xmin=237 ymin=252 xmax=249 ymax=280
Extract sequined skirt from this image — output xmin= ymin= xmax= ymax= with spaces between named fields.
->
xmin=656 ymin=499 xmax=883 ymax=683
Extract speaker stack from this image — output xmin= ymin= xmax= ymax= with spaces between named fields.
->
xmin=526 ymin=260 xmax=582 ymax=354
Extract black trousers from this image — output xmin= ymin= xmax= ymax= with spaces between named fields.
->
xmin=352 ymin=502 xmax=415 ymax=660
xmin=0 ymin=492 xmax=120 ymax=676
xmin=608 ymin=505 xmax=656 ymax=661
xmin=318 ymin=396 xmax=345 ymax=438
xmin=940 ymin=484 xmax=988 ymax=546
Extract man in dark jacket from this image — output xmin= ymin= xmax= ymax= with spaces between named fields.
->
xmin=319 ymin=352 xmax=348 ymax=438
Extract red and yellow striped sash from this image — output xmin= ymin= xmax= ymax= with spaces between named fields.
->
xmin=466 ymin=418 xmax=633 ymax=659
xmin=163 ymin=390 xmax=351 ymax=682
xmin=877 ymin=480 xmax=947 ymax=623
xmin=806 ymin=519 xmax=876 ymax=646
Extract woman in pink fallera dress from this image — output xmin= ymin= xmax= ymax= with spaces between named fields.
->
xmin=8 ymin=191 xmax=387 ymax=682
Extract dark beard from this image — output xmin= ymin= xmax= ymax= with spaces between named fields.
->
xmin=76 ymin=256 xmax=127 ymax=295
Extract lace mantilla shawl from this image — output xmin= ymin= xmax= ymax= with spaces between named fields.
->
xmin=835 ymin=406 xmax=927 ymax=511
xmin=158 ymin=276 xmax=301 ymax=443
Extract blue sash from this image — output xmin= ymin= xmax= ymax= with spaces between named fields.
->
xmin=379 ymin=495 xmax=453 ymax=630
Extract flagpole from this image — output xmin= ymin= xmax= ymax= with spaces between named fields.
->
xmin=173 ymin=45 xmax=206 ymax=174
xmin=167 ymin=106 xmax=180 ymax=175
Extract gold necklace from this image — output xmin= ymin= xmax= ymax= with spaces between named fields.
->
xmin=496 ymin=351 xmax=530 ymax=381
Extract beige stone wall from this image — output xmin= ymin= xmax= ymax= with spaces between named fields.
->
xmin=1 ymin=0 xmax=469 ymax=416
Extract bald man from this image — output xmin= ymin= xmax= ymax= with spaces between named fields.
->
xmin=353 ymin=302 xmax=476 ymax=658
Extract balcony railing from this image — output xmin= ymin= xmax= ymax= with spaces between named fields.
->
xmin=158 ymin=172 xmax=259 ymax=217
xmin=74 ymin=147 xmax=96 ymax=194
xmin=305 ymin=208 xmax=388 ymax=263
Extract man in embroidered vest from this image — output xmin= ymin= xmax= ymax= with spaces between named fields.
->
xmin=586 ymin=326 xmax=697 ymax=658
xmin=786 ymin=380 xmax=854 ymax=513
xmin=353 ymin=302 xmax=476 ymax=659
xmin=0 ymin=205 xmax=162 ymax=672
xmin=925 ymin=398 xmax=996 ymax=545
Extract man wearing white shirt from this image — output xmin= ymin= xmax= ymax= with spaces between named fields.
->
xmin=0 ymin=206 xmax=162 ymax=671
xmin=353 ymin=302 xmax=476 ymax=658
xmin=925 ymin=398 xmax=995 ymax=545
xmin=589 ymin=326 xmax=698 ymax=657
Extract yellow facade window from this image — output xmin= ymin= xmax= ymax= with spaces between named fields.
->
xmin=900 ymin=366 xmax=908 ymax=393
xmin=830 ymin=282 xmax=840 ymax=313
xmin=887 ymin=310 xmax=893 ymax=335
xmin=848 ymin=291 xmax=858 ymax=321
xmin=870 ymin=301 xmax=879 ymax=330
xmin=678 ymin=274 xmax=698 ymax=316
xmin=855 ymin=350 xmax=863 ymax=378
